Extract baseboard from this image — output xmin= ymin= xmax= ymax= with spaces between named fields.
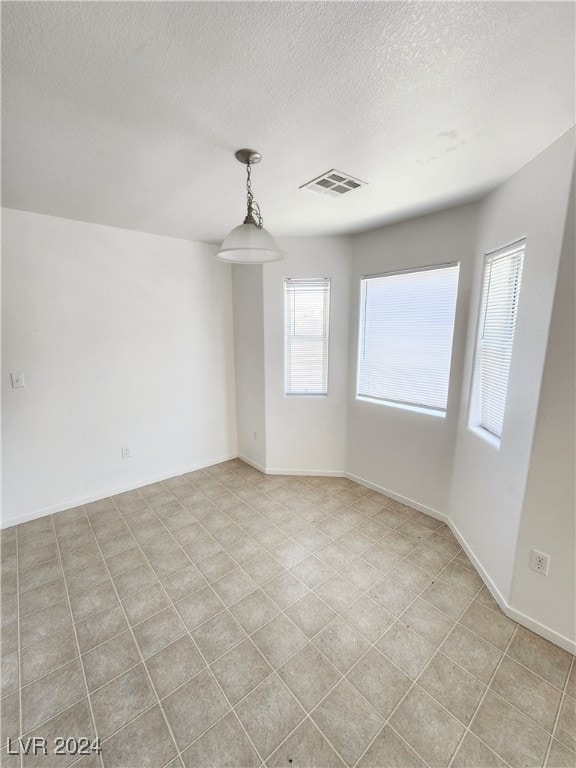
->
xmin=3 ymin=455 xmax=573 ymax=654
xmin=345 ymin=471 xmax=448 ymax=523
xmin=503 ymin=604 xmax=576 ymax=655
xmin=449 ymin=519 xmax=576 ymax=655
xmin=343 ymin=473 xmax=575 ymax=653
xmin=448 ymin=518 xmax=511 ymax=612
xmin=266 ymin=468 xmax=345 ymax=477
xmin=237 ymin=454 xmax=344 ymax=478
xmin=237 ymin=454 xmax=267 ymax=474
xmin=0 ymin=453 xmax=237 ymax=530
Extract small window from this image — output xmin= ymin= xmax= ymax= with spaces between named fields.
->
xmin=284 ymin=278 xmax=330 ymax=395
xmin=357 ymin=263 xmax=460 ymax=414
xmin=470 ymin=240 xmax=525 ymax=442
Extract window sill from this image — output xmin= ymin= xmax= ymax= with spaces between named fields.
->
xmin=355 ymin=396 xmax=446 ymax=419
xmin=468 ymin=424 xmax=501 ymax=449
xmin=284 ymin=393 xmax=328 ymax=399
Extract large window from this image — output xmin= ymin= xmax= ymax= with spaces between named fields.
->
xmin=469 ymin=240 xmax=525 ymax=441
xmin=357 ymin=263 xmax=460 ymax=413
xmin=284 ymin=278 xmax=330 ymax=395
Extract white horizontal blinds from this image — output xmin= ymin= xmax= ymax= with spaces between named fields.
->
xmin=476 ymin=243 xmax=525 ymax=437
xmin=358 ymin=264 xmax=460 ymax=411
xmin=284 ymin=278 xmax=330 ymax=395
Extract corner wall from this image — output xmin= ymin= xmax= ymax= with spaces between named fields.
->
xmin=230 ymin=236 xmax=352 ymax=475
xmin=232 ymin=264 xmax=267 ymax=469
xmin=508 ymin=168 xmax=575 ymax=643
xmin=346 ymin=202 xmax=480 ymax=515
xmin=229 ymin=132 xmax=574 ymax=650
xmin=262 ymin=237 xmax=352 ymax=474
xmin=1 ymin=209 xmax=237 ymax=526
xmin=449 ymin=130 xmax=575 ymax=649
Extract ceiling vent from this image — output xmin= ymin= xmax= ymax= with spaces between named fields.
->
xmin=300 ymin=170 xmax=368 ymax=197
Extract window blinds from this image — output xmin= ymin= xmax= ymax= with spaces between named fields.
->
xmin=284 ymin=278 xmax=330 ymax=395
xmin=358 ymin=264 xmax=460 ymax=412
xmin=474 ymin=242 xmax=525 ymax=438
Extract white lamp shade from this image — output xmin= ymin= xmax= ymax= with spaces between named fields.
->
xmin=215 ymin=223 xmax=287 ymax=264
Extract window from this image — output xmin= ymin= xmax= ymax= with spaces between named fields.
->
xmin=357 ymin=263 xmax=460 ymax=414
xmin=470 ymin=240 xmax=525 ymax=441
xmin=284 ymin=278 xmax=330 ymax=395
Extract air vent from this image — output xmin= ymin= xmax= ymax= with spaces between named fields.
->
xmin=300 ymin=169 xmax=367 ymax=197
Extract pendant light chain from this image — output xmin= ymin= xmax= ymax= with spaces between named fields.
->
xmin=215 ymin=148 xmax=286 ymax=263
xmin=245 ymin=162 xmax=264 ymax=229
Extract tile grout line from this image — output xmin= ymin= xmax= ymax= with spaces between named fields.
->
xmin=30 ymin=474 xmax=527 ymax=758
xmin=16 ymin=568 xmax=537 ymax=768
xmin=16 ymin=523 xmax=23 ymax=768
xmin=14 ymin=478 xmax=457 ymax=611
xmin=113 ymin=497 xmax=263 ymax=762
xmin=543 ymin=653 xmax=575 ymax=765
xmin=457 ymin=650 xmax=570 ymax=756
xmin=108 ymin=493 xmax=268 ymax=768
xmin=79 ymin=534 xmax=498 ymax=768
xmin=49 ymin=513 xmax=105 ymax=768
xmin=39 ymin=464 xmax=576 ymax=764
xmin=211 ymin=529 xmax=485 ymax=766
xmin=5 ymin=535 xmax=524 ymax=711
xmin=128 ymin=472 xmax=365 ymax=765
xmin=446 ymin=624 xmax=521 ymax=768
xmin=26 ymin=538 xmax=548 ymax=699
xmin=11 ymin=464 xmax=573 ymax=768
xmin=83 ymin=500 xmax=189 ymax=768
xmin=347 ymin=593 xmax=480 ymax=767
xmin=351 ymin=585 xmax=518 ymax=768
xmin=155 ymin=476 xmax=359 ymax=766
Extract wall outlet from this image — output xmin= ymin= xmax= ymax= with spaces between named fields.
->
xmin=10 ymin=372 xmax=25 ymax=388
xmin=121 ymin=446 xmax=132 ymax=459
xmin=252 ymin=430 xmax=257 ymax=441
xmin=530 ymin=549 xmax=550 ymax=575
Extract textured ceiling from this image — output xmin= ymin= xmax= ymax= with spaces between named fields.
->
xmin=2 ymin=1 xmax=574 ymax=243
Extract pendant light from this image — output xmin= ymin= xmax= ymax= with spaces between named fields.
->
xmin=215 ymin=149 xmax=287 ymax=264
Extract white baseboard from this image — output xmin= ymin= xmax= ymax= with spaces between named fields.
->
xmin=448 ymin=519 xmax=511 ymax=612
xmin=238 ymin=460 xmax=575 ymax=652
xmin=266 ymin=468 xmax=345 ymax=477
xmin=0 ymin=453 xmax=237 ymax=530
xmin=3 ymin=454 xmax=574 ymax=654
xmin=503 ymin=604 xmax=576 ymax=655
xmin=345 ymin=471 xmax=448 ymax=523
xmin=449 ymin=518 xmax=576 ymax=655
xmin=236 ymin=454 xmax=267 ymax=474
xmin=237 ymin=454 xmax=344 ymax=477
xmin=316 ymin=469 xmax=575 ymax=653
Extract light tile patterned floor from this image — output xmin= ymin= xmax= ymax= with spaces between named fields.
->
xmin=1 ymin=460 xmax=575 ymax=768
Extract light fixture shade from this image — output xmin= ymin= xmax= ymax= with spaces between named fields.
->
xmin=215 ymin=222 xmax=287 ymax=264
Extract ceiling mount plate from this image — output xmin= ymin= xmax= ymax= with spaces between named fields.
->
xmin=235 ymin=149 xmax=262 ymax=165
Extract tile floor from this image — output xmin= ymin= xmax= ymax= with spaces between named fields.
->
xmin=1 ymin=460 xmax=575 ymax=768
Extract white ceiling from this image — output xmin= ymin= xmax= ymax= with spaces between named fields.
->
xmin=2 ymin=1 xmax=574 ymax=243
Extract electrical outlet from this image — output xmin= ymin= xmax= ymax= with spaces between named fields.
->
xmin=252 ymin=430 xmax=257 ymax=441
xmin=121 ymin=446 xmax=132 ymax=459
xmin=10 ymin=372 xmax=25 ymax=388
xmin=530 ymin=549 xmax=550 ymax=575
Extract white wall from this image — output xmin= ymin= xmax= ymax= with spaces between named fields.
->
xmin=1 ymin=209 xmax=237 ymax=526
xmin=3 ymin=133 xmax=574 ymax=650
xmin=262 ymin=237 xmax=352 ymax=473
xmin=346 ymin=203 xmax=479 ymax=514
xmin=232 ymin=264 xmax=267 ymax=468
xmin=509 ymin=169 xmax=575 ymax=642
xmin=449 ymin=130 xmax=575 ymax=644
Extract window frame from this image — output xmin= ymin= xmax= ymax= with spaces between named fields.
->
xmin=355 ymin=261 xmax=460 ymax=417
xmin=284 ymin=277 xmax=331 ymax=397
xmin=468 ymin=239 xmax=525 ymax=447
